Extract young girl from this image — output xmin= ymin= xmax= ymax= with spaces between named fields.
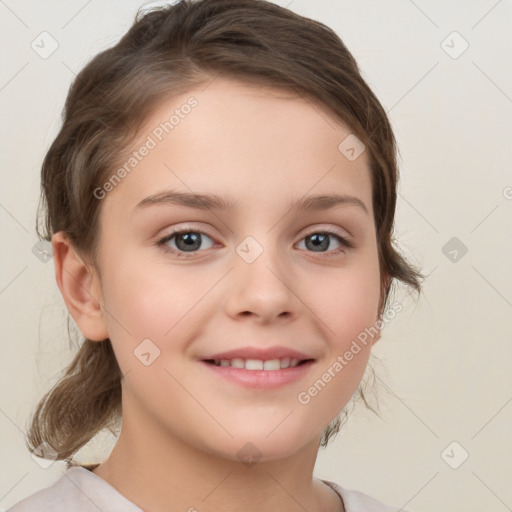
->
xmin=9 ymin=0 xmax=422 ymax=510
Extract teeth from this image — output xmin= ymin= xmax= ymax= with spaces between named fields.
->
xmin=211 ymin=357 xmax=305 ymax=370
xmin=263 ymin=359 xmax=280 ymax=371
xmin=246 ymin=359 xmax=264 ymax=370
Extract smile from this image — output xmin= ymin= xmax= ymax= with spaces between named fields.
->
xmin=203 ymin=357 xmax=311 ymax=370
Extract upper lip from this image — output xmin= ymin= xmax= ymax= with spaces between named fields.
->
xmin=201 ymin=345 xmax=315 ymax=361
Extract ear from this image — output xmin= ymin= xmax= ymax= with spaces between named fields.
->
xmin=52 ymin=231 xmax=109 ymax=341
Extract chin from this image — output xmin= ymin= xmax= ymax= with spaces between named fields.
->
xmin=208 ymin=425 xmax=318 ymax=465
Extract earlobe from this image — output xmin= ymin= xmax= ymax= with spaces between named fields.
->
xmin=52 ymin=231 xmax=109 ymax=342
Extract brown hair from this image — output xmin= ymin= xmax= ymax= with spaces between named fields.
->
xmin=28 ymin=0 xmax=423 ymax=463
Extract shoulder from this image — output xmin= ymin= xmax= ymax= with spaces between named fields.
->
xmin=322 ymin=479 xmax=412 ymax=512
xmin=8 ymin=466 xmax=142 ymax=512
xmin=7 ymin=468 xmax=89 ymax=512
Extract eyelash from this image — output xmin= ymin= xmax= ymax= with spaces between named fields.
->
xmin=155 ymin=226 xmax=353 ymax=259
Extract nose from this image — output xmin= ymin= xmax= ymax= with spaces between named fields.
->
xmin=223 ymin=237 xmax=298 ymax=325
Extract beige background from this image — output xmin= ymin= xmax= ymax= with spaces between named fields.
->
xmin=1 ymin=1 xmax=511 ymax=511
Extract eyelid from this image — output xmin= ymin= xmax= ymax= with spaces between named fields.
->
xmin=157 ymin=222 xmax=352 ymax=243
xmin=299 ymin=223 xmax=353 ymax=245
xmin=157 ymin=222 xmax=215 ymax=237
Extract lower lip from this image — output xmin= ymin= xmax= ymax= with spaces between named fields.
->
xmin=200 ymin=360 xmax=315 ymax=390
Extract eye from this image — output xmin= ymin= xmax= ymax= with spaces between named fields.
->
xmin=156 ymin=228 xmax=215 ymax=257
xmin=296 ymin=229 xmax=352 ymax=255
xmin=156 ymin=226 xmax=352 ymax=258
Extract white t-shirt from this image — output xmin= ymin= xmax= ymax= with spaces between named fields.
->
xmin=7 ymin=465 xmax=410 ymax=512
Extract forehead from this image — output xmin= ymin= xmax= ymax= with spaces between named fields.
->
xmin=103 ymin=77 xmax=373 ymax=218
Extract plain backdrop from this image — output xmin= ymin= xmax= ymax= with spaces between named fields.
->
xmin=1 ymin=1 xmax=511 ymax=511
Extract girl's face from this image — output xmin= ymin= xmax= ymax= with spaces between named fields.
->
xmin=90 ymin=77 xmax=381 ymax=462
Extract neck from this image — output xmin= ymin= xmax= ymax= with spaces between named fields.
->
xmin=92 ymin=412 xmax=343 ymax=512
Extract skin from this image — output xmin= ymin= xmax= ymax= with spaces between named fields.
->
xmin=53 ymin=77 xmax=383 ymax=512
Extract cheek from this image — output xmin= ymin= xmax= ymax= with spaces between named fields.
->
xmin=97 ymin=256 xmax=193 ymax=370
xmin=292 ymin=263 xmax=380 ymax=414
xmin=101 ymin=254 xmax=198 ymax=331
xmin=307 ymin=262 xmax=381 ymax=343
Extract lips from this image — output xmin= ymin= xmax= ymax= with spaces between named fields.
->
xmin=200 ymin=346 xmax=316 ymax=390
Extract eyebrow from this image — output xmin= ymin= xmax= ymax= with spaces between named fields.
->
xmin=134 ymin=189 xmax=369 ymax=215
